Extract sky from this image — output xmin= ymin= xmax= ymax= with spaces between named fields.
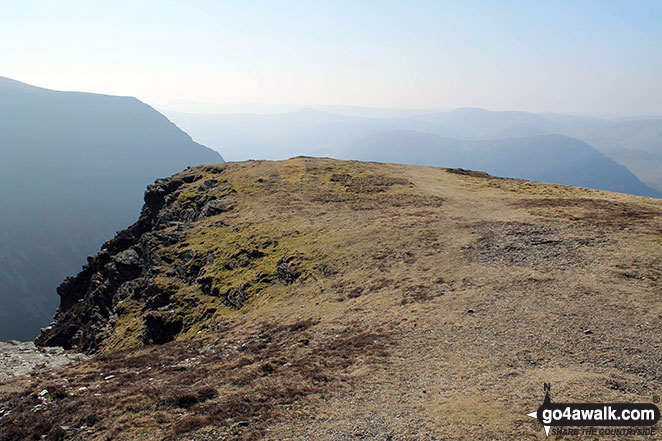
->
xmin=1 ymin=0 xmax=661 ymax=116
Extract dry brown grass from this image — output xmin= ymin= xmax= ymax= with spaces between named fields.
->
xmin=2 ymin=157 xmax=661 ymax=440
xmin=514 ymin=197 xmax=662 ymax=231
xmin=1 ymin=316 xmax=390 ymax=441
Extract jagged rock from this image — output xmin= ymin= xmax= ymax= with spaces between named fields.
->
xmin=174 ymin=249 xmax=206 ymax=284
xmin=276 ymin=255 xmax=301 ymax=284
xmin=36 ymin=168 xmax=234 ymax=354
xmin=113 ymin=248 xmax=141 ymax=266
xmin=223 ymin=287 xmax=249 ymax=309
xmin=199 ymin=179 xmax=218 ymax=191
xmin=200 ymin=198 xmax=232 ymax=218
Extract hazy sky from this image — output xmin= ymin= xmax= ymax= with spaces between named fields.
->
xmin=2 ymin=0 xmax=661 ymax=115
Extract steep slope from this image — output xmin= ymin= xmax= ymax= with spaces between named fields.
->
xmin=557 ymin=118 xmax=662 ymax=192
xmin=0 ymin=76 xmax=224 ymax=340
xmin=3 ymin=158 xmax=659 ymax=440
xmin=342 ymin=131 xmax=662 ymax=198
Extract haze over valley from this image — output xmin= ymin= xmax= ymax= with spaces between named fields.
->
xmin=1 ymin=2 xmax=661 ymax=440
xmin=1 ymin=75 xmax=661 ymax=342
xmin=0 ymin=77 xmax=223 ymax=340
xmin=164 ymin=106 xmax=662 ymax=196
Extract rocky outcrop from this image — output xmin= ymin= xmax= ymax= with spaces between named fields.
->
xmin=34 ymin=158 xmax=429 ymax=355
xmin=276 ymin=255 xmax=301 ymax=284
xmin=36 ymin=165 xmax=233 ymax=353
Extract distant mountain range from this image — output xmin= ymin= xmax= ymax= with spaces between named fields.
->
xmin=342 ymin=131 xmax=660 ymax=197
xmin=2 ymin=76 xmax=660 ymax=340
xmin=557 ymin=119 xmax=662 ymax=192
xmin=0 ymin=77 xmax=223 ymax=339
xmin=163 ymin=106 xmax=662 ymax=195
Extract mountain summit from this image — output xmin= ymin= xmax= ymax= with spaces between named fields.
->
xmin=7 ymin=157 xmax=657 ymax=439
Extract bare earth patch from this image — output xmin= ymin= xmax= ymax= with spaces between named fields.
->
xmin=463 ymin=221 xmax=605 ymax=269
xmin=1 ymin=158 xmax=660 ymax=440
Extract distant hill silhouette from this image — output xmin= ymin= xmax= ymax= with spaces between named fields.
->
xmin=412 ymin=107 xmax=551 ymax=139
xmin=556 ymin=119 xmax=662 ymax=192
xmin=0 ymin=76 xmax=223 ymax=339
xmin=341 ymin=130 xmax=662 ymax=198
xmin=165 ymin=106 xmax=662 ymax=194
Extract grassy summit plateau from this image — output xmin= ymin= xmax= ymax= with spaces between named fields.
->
xmin=2 ymin=157 xmax=661 ymax=440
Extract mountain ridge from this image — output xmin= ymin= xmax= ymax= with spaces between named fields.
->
xmin=164 ymin=106 xmax=662 ymax=194
xmin=5 ymin=157 xmax=658 ymax=440
xmin=38 ymin=155 xmax=661 ymax=354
